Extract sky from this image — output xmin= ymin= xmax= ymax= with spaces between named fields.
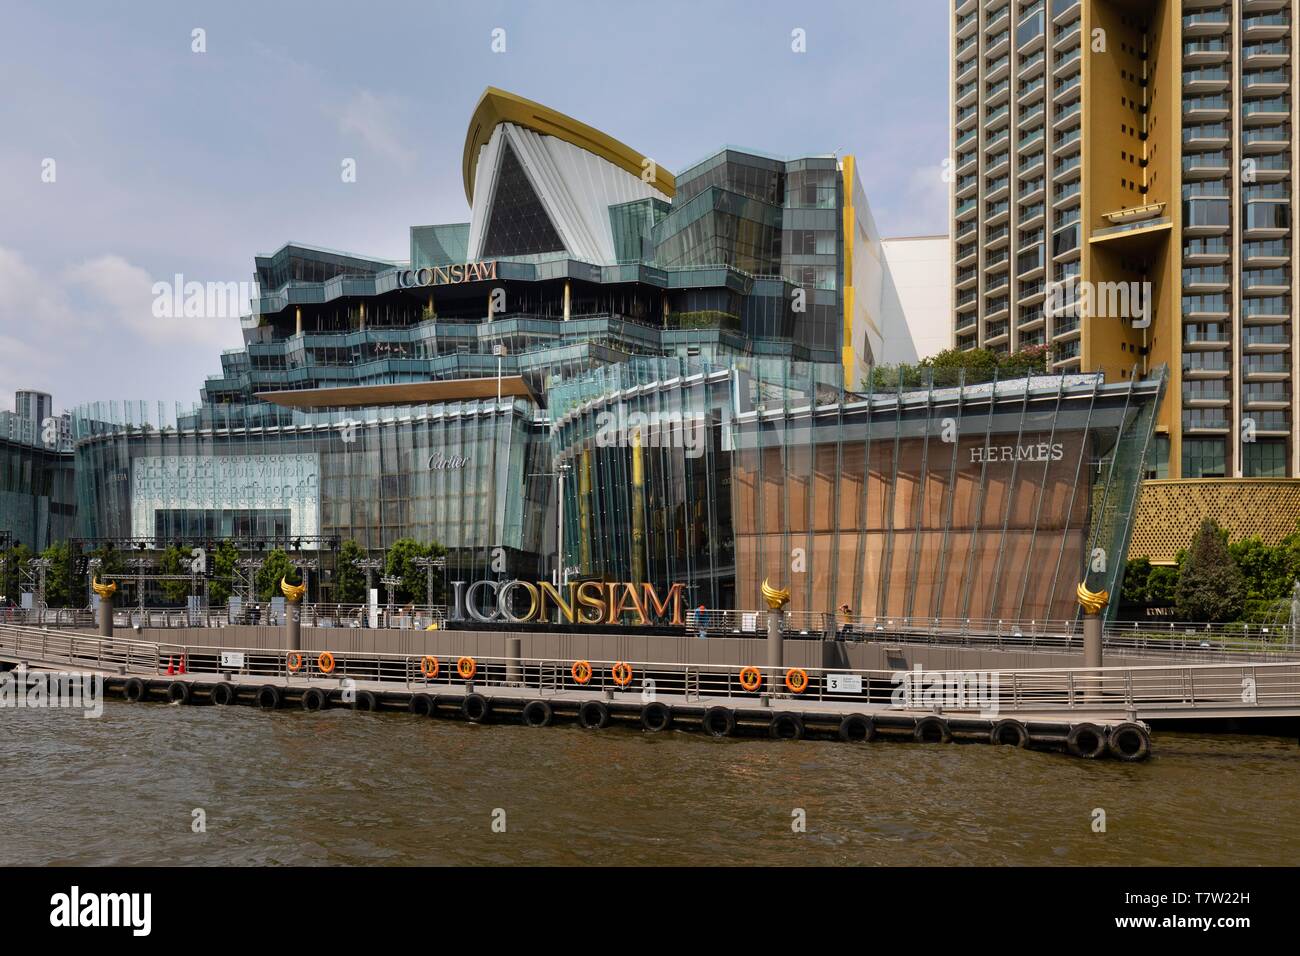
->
xmin=0 ymin=0 xmax=950 ymax=411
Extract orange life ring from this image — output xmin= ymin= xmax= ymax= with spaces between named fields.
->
xmin=420 ymin=655 xmax=439 ymax=679
xmin=457 ymin=656 xmax=477 ymax=680
xmin=738 ymin=665 xmax=762 ymax=692
xmin=611 ymin=661 xmax=634 ymax=687
xmin=785 ymin=667 xmax=809 ymax=694
xmin=317 ymin=651 xmax=336 ymax=675
xmin=286 ymin=651 xmax=303 ymax=673
xmin=571 ymin=660 xmax=592 ymax=685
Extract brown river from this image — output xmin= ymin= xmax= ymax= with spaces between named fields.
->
xmin=1 ymin=702 xmax=1297 ymax=866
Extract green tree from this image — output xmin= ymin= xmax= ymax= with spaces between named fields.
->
xmin=209 ymin=540 xmax=239 ymax=606
xmin=862 ymin=346 xmax=1050 ymax=391
xmin=256 ymin=549 xmax=299 ymax=602
xmin=996 ymin=344 xmax=1050 ymax=378
xmin=384 ymin=538 xmax=447 ymax=605
xmin=88 ymin=542 xmax=125 ymax=577
xmin=1228 ymin=536 xmax=1295 ymax=602
xmin=1121 ymin=557 xmax=1152 ymax=605
xmin=39 ymin=541 xmax=73 ymax=607
xmin=1176 ymin=519 xmax=1245 ymax=622
xmin=924 ymin=346 xmax=999 ymax=386
xmin=1146 ymin=565 xmax=1179 ymax=607
xmin=1 ymin=543 xmax=33 ymax=605
xmin=333 ymin=539 xmax=367 ymax=604
xmin=157 ymin=544 xmax=196 ymax=605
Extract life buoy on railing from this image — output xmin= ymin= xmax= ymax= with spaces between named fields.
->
xmin=611 ymin=661 xmax=634 ymax=687
xmin=784 ymin=667 xmax=809 ymax=694
xmin=420 ymin=655 xmax=439 ymax=679
xmin=571 ymin=660 xmax=592 ymax=685
xmin=318 ymin=651 xmax=336 ymax=675
xmin=738 ymin=665 xmax=763 ymax=692
xmin=457 ymin=656 xmax=477 ymax=680
xmin=286 ymin=651 xmax=303 ymax=673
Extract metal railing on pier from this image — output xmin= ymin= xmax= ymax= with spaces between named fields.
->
xmin=3 ymin=622 xmax=1300 ymax=720
xmin=5 ymin=604 xmax=1298 ymax=662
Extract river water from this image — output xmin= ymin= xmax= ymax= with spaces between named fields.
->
xmin=1 ymin=702 xmax=1296 ymax=866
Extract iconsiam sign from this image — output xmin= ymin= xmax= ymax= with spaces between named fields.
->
xmin=447 ymin=579 xmax=687 ymax=626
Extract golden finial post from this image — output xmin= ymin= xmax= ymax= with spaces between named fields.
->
xmin=280 ymin=574 xmax=306 ymax=652
xmin=92 ymin=576 xmax=116 ymax=637
xmin=762 ymin=578 xmax=790 ymax=692
xmin=1077 ymin=581 xmax=1108 ymax=675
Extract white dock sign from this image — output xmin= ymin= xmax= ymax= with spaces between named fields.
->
xmin=827 ymin=673 xmax=862 ymax=694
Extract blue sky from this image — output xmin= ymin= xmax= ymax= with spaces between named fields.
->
xmin=0 ymin=0 xmax=950 ymax=408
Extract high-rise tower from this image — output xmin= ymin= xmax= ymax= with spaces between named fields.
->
xmin=951 ymin=0 xmax=1297 ymax=485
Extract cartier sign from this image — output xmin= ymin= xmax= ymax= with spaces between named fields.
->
xmin=427 ymin=453 xmax=470 ymax=471
xmin=397 ymin=261 xmax=498 ymax=288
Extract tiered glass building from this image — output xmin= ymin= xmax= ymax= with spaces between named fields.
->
xmin=9 ymin=87 xmax=1166 ymax=619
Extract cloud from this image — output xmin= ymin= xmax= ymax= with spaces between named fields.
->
xmin=0 ymin=247 xmax=241 ymax=409
xmin=0 ymin=247 xmax=76 ymax=393
xmin=898 ymin=162 xmax=950 ymax=237
xmin=62 ymin=255 xmax=236 ymax=347
xmin=335 ymin=90 xmax=416 ymax=170
xmin=0 ymin=246 xmax=74 ymax=328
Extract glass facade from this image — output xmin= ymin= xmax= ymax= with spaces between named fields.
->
xmin=0 ymin=88 xmax=1162 ymax=623
xmin=481 ymin=142 xmax=567 ymax=257
xmin=0 ymin=436 xmax=76 ymax=552
xmin=553 ymin=358 xmax=1164 ymax=621
xmin=72 ymin=399 xmax=550 ymax=585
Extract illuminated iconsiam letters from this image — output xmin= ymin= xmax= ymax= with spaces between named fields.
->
xmin=447 ymin=579 xmax=685 ymax=626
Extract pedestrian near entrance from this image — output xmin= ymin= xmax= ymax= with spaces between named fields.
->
xmin=695 ymin=603 xmax=708 ymax=639
xmin=838 ymin=603 xmax=853 ymax=641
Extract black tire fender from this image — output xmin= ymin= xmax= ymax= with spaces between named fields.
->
xmin=770 ymin=713 xmax=805 ymax=740
xmin=578 ymin=700 xmax=609 ymax=729
xmin=641 ymin=701 xmax=673 ymax=732
xmin=1107 ymin=722 xmax=1151 ymax=762
xmin=838 ymin=713 xmax=875 ymax=743
xmin=255 ymin=685 xmax=282 ymax=710
xmin=914 ymin=716 xmax=952 ymax=743
xmin=1066 ymin=722 xmax=1108 ymax=759
xmin=522 ymin=700 xmax=554 ymax=727
xmin=702 ymin=706 xmax=736 ymax=737
xmin=462 ymin=693 xmax=490 ymax=723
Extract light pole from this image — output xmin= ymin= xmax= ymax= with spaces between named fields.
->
xmin=86 ymin=557 xmax=101 ymax=608
xmin=295 ymin=557 xmax=319 ymax=622
xmin=235 ymin=557 xmax=265 ymax=613
xmin=493 ymin=342 xmax=507 ymax=404
xmin=356 ymin=557 xmax=384 ymax=595
xmin=413 ymin=554 xmax=446 ymax=609
xmin=127 ymin=556 xmax=151 ymax=613
xmin=490 ymin=343 xmax=508 ymax=583
xmin=30 ymin=557 xmax=53 ymax=611
xmin=528 ymin=461 xmax=572 ymax=588
xmin=356 ymin=557 xmax=384 ymax=626
xmin=380 ymin=574 xmax=401 ymax=623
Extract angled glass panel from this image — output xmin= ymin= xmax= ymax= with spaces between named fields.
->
xmin=481 ymin=142 xmax=566 ymax=257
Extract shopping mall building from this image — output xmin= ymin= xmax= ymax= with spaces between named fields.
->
xmin=7 ymin=88 xmax=1164 ymax=621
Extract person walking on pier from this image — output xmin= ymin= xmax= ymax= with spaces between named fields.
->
xmin=694 ymin=603 xmax=708 ymax=639
xmin=838 ymin=604 xmax=853 ymax=641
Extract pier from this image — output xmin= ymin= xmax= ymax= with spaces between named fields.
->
xmin=5 ymin=622 xmax=1300 ymax=761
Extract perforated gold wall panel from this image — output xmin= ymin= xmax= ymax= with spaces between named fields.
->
xmin=1130 ymin=480 xmax=1300 ymax=564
